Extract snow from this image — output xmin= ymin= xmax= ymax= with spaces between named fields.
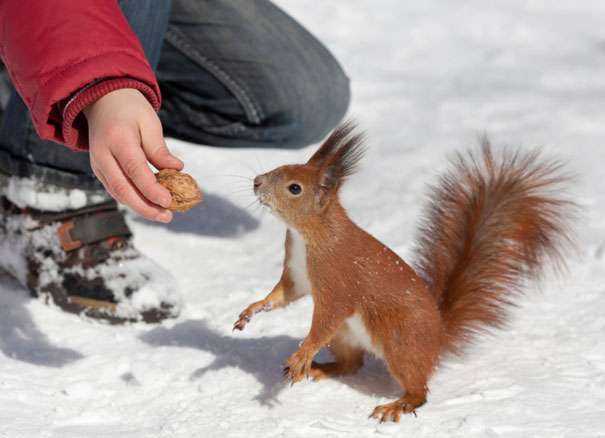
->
xmin=2 ymin=1 xmax=605 ymax=436
xmin=0 ymin=174 xmax=110 ymax=211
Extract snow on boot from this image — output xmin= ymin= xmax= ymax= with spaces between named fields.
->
xmin=0 ymin=196 xmax=182 ymax=323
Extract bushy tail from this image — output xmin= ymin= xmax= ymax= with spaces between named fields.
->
xmin=414 ymin=140 xmax=574 ymax=355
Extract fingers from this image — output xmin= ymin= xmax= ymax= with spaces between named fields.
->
xmin=84 ymin=88 xmax=185 ymax=222
xmin=92 ymin=149 xmax=172 ymax=223
xmin=139 ymin=116 xmax=184 ymax=171
xmin=111 ymin=135 xmax=173 ymax=209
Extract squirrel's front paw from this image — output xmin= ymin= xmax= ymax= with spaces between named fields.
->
xmin=283 ymin=348 xmax=313 ymax=384
xmin=233 ymin=300 xmax=272 ymax=331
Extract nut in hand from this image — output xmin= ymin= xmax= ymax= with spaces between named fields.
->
xmin=155 ymin=169 xmax=203 ymax=212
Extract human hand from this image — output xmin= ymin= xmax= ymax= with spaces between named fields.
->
xmin=84 ymin=88 xmax=183 ymax=222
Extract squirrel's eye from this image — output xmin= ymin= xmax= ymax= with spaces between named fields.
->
xmin=288 ymin=183 xmax=302 ymax=195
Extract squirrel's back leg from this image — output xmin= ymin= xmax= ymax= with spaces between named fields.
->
xmin=308 ymin=325 xmax=364 ymax=381
xmin=370 ymin=324 xmax=440 ymax=422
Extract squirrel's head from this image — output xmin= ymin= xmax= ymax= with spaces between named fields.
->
xmin=253 ymin=120 xmax=365 ymax=229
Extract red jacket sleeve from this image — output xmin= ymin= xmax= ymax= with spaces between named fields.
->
xmin=0 ymin=0 xmax=161 ymax=150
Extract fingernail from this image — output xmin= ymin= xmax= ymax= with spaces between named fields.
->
xmin=171 ymin=155 xmax=184 ymax=168
xmin=160 ymin=194 xmax=172 ymax=208
xmin=158 ymin=210 xmax=172 ymax=223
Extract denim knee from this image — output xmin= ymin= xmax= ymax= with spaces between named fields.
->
xmin=269 ymin=61 xmax=351 ymax=149
xmin=157 ymin=0 xmax=352 ymax=150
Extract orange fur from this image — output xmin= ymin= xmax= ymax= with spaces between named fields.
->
xmin=414 ymin=142 xmax=573 ymax=354
xmin=234 ymin=122 xmax=574 ymax=422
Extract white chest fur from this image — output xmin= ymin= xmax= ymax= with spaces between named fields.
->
xmin=345 ymin=314 xmax=383 ymax=358
xmin=287 ymin=229 xmax=312 ymax=296
xmin=286 ymin=229 xmax=381 ymax=358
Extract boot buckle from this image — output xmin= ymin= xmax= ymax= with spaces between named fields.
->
xmin=57 ymin=221 xmax=82 ymax=251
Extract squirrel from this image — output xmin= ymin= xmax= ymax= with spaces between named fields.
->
xmin=233 ymin=121 xmax=572 ymax=422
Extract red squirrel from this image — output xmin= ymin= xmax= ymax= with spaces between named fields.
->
xmin=233 ymin=121 xmax=572 ymax=422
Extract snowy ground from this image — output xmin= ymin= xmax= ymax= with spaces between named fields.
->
xmin=2 ymin=1 xmax=605 ymax=437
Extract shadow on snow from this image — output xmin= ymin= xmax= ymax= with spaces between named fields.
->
xmin=140 ymin=318 xmax=401 ymax=407
xmin=133 ymin=192 xmax=260 ymax=237
xmin=0 ymin=272 xmax=83 ymax=367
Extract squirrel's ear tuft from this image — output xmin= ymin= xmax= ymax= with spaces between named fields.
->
xmin=307 ymin=119 xmax=359 ymax=166
xmin=314 ymin=121 xmax=366 ymax=208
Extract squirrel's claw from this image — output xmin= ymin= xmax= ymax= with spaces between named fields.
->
xmin=282 ymin=366 xmax=297 ymax=386
xmin=284 ymin=349 xmax=313 ymax=384
xmin=369 ymin=397 xmax=423 ymax=422
xmin=283 ymin=365 xmax=304 ymax=385
xmin=233 ymin=300 xmax=273 ymax=332
xmin=369 ymin=405 xmax=402 ymax=423
xmin=232 ymin=315 xmax=250 ymax=331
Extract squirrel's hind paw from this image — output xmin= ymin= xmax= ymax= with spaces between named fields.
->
xmin=284 ymin=349 xmax=314 ymax=384
xmin=369 ymin=395 xmax=426 ymax=422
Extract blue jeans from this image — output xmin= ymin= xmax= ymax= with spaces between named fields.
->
xmin=0 ymin=0 xmax=350 ymax=190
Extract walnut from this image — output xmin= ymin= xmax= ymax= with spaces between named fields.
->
xmin=155 ymin=169 xmax=203 ymax=212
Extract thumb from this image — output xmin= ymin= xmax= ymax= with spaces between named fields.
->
xmin=140 ymin=115 xmax=184 ymax=171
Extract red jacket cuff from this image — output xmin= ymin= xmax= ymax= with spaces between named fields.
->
xmin=62 ymin=78 xmax=161 ymax=151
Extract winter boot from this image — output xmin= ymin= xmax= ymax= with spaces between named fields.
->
xmin=0 ymin=175 xmax=182 ymax=323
